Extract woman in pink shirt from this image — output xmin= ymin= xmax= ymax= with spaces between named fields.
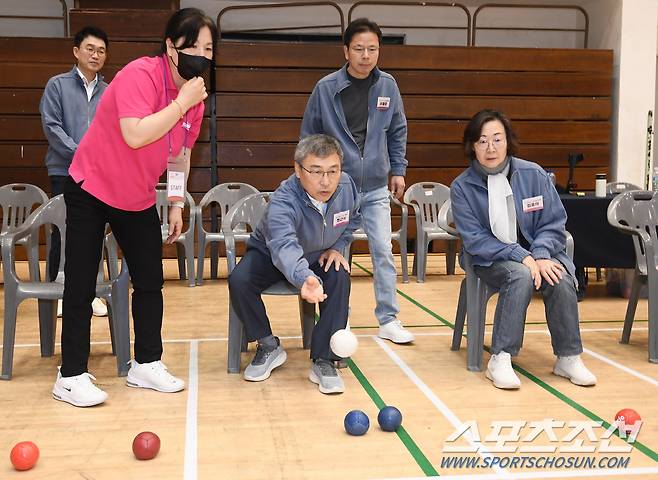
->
xmin=53 ymin=8 xmax=216 ymax=407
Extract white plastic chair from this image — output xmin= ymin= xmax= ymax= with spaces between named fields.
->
xmin=607 ymin=190 xmax=658 ymax=362
xmin=155 ymin=183 xmax=196 ymax=287
xmin=194 ymin=182 xmax=259 ymax=285
xmin=404 ymin=182 xmax=458 ymax=282
xmin=1 ymin=195 xmax=130 ymax=379
xmin=0 ymin=183 xmax=49 ymax=280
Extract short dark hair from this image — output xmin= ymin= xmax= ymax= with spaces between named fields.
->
xmin=343 ymin=18 xmax=382 ymax=46
xmin=462 ymin=109 xmax=519 ymax=162
xmin=73 ymin=26 xmax=109 ymax=49
xmin=295 ymin=135 xmax=344 ymax=165
xmin=159 ymin=8 xmax=218 ymax=56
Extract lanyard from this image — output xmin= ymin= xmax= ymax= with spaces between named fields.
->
xmin=161 ymin=55 xmax=189 ymax=157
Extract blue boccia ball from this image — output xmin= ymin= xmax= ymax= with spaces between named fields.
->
xmin=378 ymin=406 xmax=402 ymax=432
xmin=344 ymin=410 xmax=370 ymax=436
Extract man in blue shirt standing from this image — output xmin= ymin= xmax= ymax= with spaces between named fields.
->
xmin=301 ymin=18 xmax=413 ymax=343
xmin=40 ymin=26 xmax=109 ymax=317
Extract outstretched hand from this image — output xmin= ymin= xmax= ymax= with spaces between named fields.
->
xmin=301 ymin=275 xmax=327 ymax=303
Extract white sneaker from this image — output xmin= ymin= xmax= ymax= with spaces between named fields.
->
xmin=486 ymin=352 xmax=521 ymax=389
xmin=57 ymin=299 xmax=63 ymax=318
xmin=378 ymin=320 xmax=415 ymax=344
xmin=553 ymin=355 xmax=597 ymax=386
xmin=52 ymin=368 xmax=108 ymax=407
xmin=126 ymin=360 xmax=185 ymax=393
xmin=92 ymin=298 xmax=108 ymax=317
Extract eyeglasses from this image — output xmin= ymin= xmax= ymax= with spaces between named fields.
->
xmin=82 ymin=46 xmax=106 ymax=57
xmin=474 ymin=136 xmax=506 ymax=151
xmin=350 ymin=46 xmax=379 ymax=55
xmin=299 ymin=164 xmax=341 ymax=179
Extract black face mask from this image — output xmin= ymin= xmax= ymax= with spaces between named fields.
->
xmin=174 ymin=50 xmax=211 ymax=80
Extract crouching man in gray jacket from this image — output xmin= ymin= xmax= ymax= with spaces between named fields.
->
xmin=228 ymin=135 xmax=361 ymax=394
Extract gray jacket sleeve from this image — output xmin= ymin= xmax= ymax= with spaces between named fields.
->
xmin=40 ymin=79 xmax=78 ymax=159
xmin=300 ymin=85 xmax=323 ymax=139
xmin=264 ymin=196 xmax=317 ymax=288
xmin=387 ymin=84 xmax=408 ymax=177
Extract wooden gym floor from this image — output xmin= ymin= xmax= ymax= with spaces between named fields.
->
xmin=1 ymin=255 xmax=657 ymax=479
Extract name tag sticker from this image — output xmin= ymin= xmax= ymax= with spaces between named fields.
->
xmin=167 ymin=170 xmax=185 ymax=202
xmin=377 ymin=97 xmax=390 ymax=110
xmin=522 ymin=195 xmax=544 ymax=213
xmin=333 ymin=210 xmax=349 ymax=227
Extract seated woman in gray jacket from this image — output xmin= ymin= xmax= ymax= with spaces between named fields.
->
xmin=450 ymin=109 xmax=596 ymax=390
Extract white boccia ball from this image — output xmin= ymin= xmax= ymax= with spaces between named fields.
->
xmin=330 ymin=329 xmax=358 ymax=358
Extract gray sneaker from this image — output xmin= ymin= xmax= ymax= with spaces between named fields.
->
xmin=243 ymin=341 xmax=287 ymax=382
xmin=309 ymin=359 xmax=345 ymax=394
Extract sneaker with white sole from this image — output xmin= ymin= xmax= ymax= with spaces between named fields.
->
xmin=378 ymin=320 xmax=415 ymax=344
xmin=243 ymin=340 xmax=287 ymax=382
xmin=126 ymin=360 xmax=185 ymax=393
xmin=309 ymin=359 xmax=345 ymax=394
xmin=52 ymin=368 xmax=108 ymax=407
xmin=486 ymin=352 xmax=521 ymax=389
xmin=92 ymin=298 xmax=108 ymax=317
xmin=553 ymin=355 xmax=597 ymax=386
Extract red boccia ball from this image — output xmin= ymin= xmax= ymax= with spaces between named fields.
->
xmin=132 ymin=432 xmax=161 ymax=460
xmin=10 ymin=441 xmax=39 ymax=471
xmin=615 ymin=408 xmax=642 ymax=433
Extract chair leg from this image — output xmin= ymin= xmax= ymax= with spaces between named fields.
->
xmin=176 ymin=243 xmax=186 ymax=280
xmin=452 ymin=278 xmax=467 ymax=351
xmin=399 ymin=239 xmax=409 ymax=283
xmin=227 ymin=303 xmax=243 ymax=374
xmin=416 ymin=237 xmax=428 ymax=283
xmin=110 ymin=271 xmax=131 ymax=377
xmin=1 ymin=298 xmax=19 ymax=380
xmin=105 ymin=240 xmax=119 ymax=280
xmin=420 ymin=239 xmax=430 ymax=282
xmin=27 ymin=244 xmax=41 ymax=282
xmin=648 ymin=273 xmax=658 ymax=363
xmin=107 ymin=304 xmax=117 ymax=356
xmin=620 ymin=273 xmax=644 ymax=344
xmin=300 ymin=297 xmax=316 ymax=350
xmin=185 ymin=241 xmax=195 ymax=287
xmin=210 ymin=243 xmax=219 ymax=280
xmin=38 ymin=299 xmax=57 ymax=357
xmin=466 ymin=276 xmax=487 ymax=372
xmin=196 ymin=236 xmax=206 ymax=286
xmin=446 ymin=240 xmax=457 ymax=275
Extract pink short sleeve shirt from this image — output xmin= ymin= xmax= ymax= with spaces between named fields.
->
xmin=69 ymin=55 xmax=204 ymax=211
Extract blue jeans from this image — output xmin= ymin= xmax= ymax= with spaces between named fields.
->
xmin=359 ymin=186 xmax=400 ymax=325
xmin=474 ymin=259 xmax=583 ymax=357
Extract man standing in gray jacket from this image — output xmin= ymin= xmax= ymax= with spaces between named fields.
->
xmin=40 ymin=26 xmax=109 ymax=317
xmin=228 ymin=135 xmax=361 ymax=394
xmin=301 ymin=18 xmax=413 ymax=343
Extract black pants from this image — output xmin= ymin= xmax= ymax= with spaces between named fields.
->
xmin=61 ymin=178 xmax=164 ymax=377
xmin=48 ymin=175 xmax=68 ymax=281
xmin=228 ymin=247 xmax=350 ymax=361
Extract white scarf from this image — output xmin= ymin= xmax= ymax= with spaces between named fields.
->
xmin=487 ymin=163 xmax=517 ymax=244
